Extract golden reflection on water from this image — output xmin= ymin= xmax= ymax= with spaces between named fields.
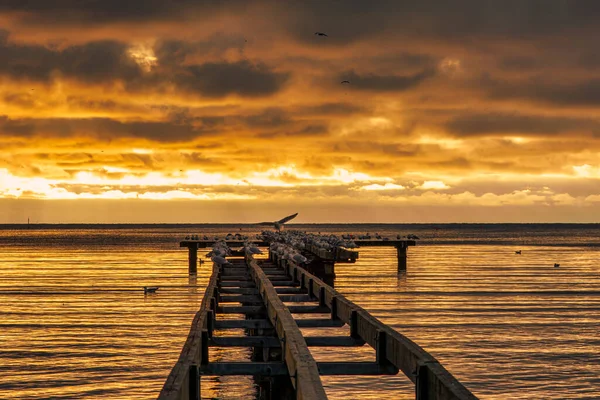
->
xmin=0 ymin=229 xmax=599 ymax=399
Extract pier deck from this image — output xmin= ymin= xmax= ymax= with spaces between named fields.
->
xmin=180 ymin=238 xmax=417 ymax=274
xmin=159 ymin=249 xmax=477 ymax=399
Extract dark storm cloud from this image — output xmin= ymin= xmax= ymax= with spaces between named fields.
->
xmin=484 ymin=76 xmax=600 ymax=107
xmin=0 ymin=32 xmax=289 ymax=98
xmin=174 ymin=61 xmax=289 ymax=98
xmin=282 ymin=1 xmax=600 ymax=45
xmin=338 ymin=69 xmax=435 ymax=92
xmin=0 ymin=35 xmax=142 ymax=82
xmin=154 ymin=35 xmax=246 ymax=65
xmin=296 ymin=103 xmax=367 ymax=116
xmin=0 ymin=115 xmax=216 ymax=142
xmin=240 ymin=108 xmax=291 ymax=129
xmin=0 ymin=0 xmax=250 ymax=23
xmin=498 ymin=56 xmax=540 ymax=71
xmin=445 ymin=112 xmax=600 ymax=137
xmin=5 ymin=1 xmax=600 ymax=40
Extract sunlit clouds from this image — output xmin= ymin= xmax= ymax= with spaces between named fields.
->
xmin=2 ymin=1 xmax=600 ymax=222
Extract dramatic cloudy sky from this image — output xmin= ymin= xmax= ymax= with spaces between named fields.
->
xmin=2 ymin=1 xmax=600 ymax=223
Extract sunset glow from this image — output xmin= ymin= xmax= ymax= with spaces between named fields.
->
xmin=2 ymin=2 xmax=600 ymax=222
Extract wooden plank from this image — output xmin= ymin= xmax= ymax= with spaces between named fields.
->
xmin=216 ymin=305 xmax=265 ymax=314
xmin=275 ymin=287 xmax=306 ymax=294
xmin=304 ymin=336 xmax=365 ymax=347
xmin=214 ymin=319 xmax=273 ymax=329
xmin=200 ymin=362 xmax=288 ymax=376
xmin=218 ymin=295 xmax=263 ymax=303
xmin=317 ymin=362 xmax=398 ymax=375
xmin=247 ymin=257 xmax=327 ymax=400
xmin=218 ymin=288 xmax=259 ymax=295
xmin=295 ymin=319 xmax=345 ymax=328
xmin=209 ymin=336 xmax=281 ymax=347
xmin=279 ymin=294 xmax=312 ymax=302
xmin=181 ymin=240 xmax=270 ymax=248
xmin=220 ymin=281 xmax=255 ymax=288
xmin=287 ymin=305 xmax=330 ymax=313
xmin=352 ymin=239 xmax=416 ymax=247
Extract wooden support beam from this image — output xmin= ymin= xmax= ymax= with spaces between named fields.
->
xmin=218 ymin=295 xmax=263 ymax=303
xmin=209 ymin=336 xmax=281 ymax=347
xmin=269 ymin=280 xmax=298 ymax=287
xmin=220 ymin=281 xmax=255 ymax=288
xmin=214 ymin=319 xmax=273 ymax=329
xmin=317 ymin=362 xmax=398 ymax=375
xmin=295 ymin=318 xmax=345 ymax=328
xmin=278 ymin=294 xmax=312 ymax=302
xmin=246 ymin=257 xmax=327 ymax=399
xmin=287 ymin=305 xmax=330 ymax=314
xmin=304 ymin=336 xmax=365 ymax=347
xmin=217 ymin=305 xmax=265 ymax=314
xmin=218 ymin=287 xmax=259 ymax=295
xmin=275 ymin=287 xmax=306 ymax=294
xmin=200 ymin=362 xmax=288 ymax=376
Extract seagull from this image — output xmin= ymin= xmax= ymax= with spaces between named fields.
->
xmin=515 ymin=250 xmax=521 ymax=255
xmin=211 ymin=255 xmax=231 ymax=266
xmin=144 ymin=286 xmax=159 ymax=294
xmin=315 ymin=32 xmax=328 ymax=37
xmin=341 ymin=80 xmax=350 ymax=84
xmin=257 ymin=213 xmax=298 ymax=231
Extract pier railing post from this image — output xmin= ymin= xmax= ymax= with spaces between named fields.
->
xmin=188 ymin=244 xmax=198 ymax=274
xmin=396 ymin=244 xmax=407 ymax=272
xmin=188 ymin=364 xmax=199 ymax=400
xmin=415 ymin=362 xmax=429 ymax=400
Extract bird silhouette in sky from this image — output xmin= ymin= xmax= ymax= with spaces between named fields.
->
xmin=341 ymin=80 xmax=350 ymax=84
xmin=315 ymin=32 xmax=328 ymax=37
xmin=257 ymin=212 xmax=298 ymax=231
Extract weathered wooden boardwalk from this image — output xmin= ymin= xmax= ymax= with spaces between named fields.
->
xmin=159 ymin=240 xmax=477 ymax=399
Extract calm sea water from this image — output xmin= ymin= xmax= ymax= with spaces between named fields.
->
xmin=0 ymin=224 xmax=599 ymax=399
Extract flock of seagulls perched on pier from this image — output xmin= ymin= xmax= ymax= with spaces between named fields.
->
xmin=199 ymin=228 xmax=421 ymax=267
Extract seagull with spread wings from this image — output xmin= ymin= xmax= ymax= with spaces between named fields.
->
xmin=257 ymin=213 xmax=298 ymax=231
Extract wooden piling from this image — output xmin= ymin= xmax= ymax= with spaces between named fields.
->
xmin=188 ymin=244 xmax=198 ymax=274
xmin=396 ymin=244 xmax=407 ymax=272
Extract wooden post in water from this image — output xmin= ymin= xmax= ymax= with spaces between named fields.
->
xmin=188 ymin=244 xmax=198 ymax=274
xmin=396 ymin=243 xmax=407 ymax=272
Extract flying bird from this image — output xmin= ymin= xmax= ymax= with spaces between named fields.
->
xmin=257 ymin=213 xmax=298 ymax=231
xmin=515 ymin=250 xmax=521 ymax=254
xmin=315 ymin=32 xmax=328 ymax=37
xmin=341 ymin=80 xmax=350 ymax=84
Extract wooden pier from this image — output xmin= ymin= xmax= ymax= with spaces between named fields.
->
xmin=159 ymin=245 xmax=477 ymax=399
xmin=180 ymin=238 xmax=416 ymax=275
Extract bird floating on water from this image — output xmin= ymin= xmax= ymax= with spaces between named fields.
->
xmin=315 ymin=32 xmax=328 ymax=37
xmin=554 ymin=263 xmax=560 ymax=268
xmin=144 ymin=286 xmax=159 ymax=294
xmin=257 ymin=212 xmax=298 ymax=231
